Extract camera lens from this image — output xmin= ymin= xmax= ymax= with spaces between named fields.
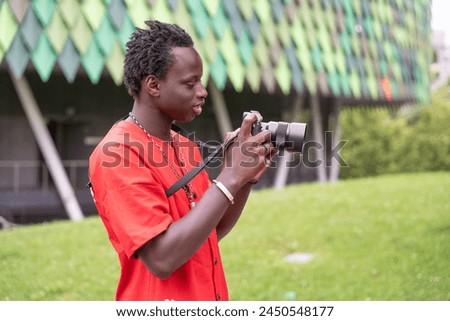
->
xmin=285 ymin=122 xmax=307 ymax=153
xmin=265 ymin=121 xmax=307 ymax=153
xmin=243 ymin=111 xmax=307 ymax=153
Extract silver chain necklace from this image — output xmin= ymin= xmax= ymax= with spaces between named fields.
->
xmin=128 ymin=112 xmax=196 ymax=208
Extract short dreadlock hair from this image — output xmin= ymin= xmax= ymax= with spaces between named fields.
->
xmin=124 ymin=20 xmax=194 ymax=97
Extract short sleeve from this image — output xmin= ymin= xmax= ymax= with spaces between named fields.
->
xmin=90 ymin=135 xmax=173 ymax=259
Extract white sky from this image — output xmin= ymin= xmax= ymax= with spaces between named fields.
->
xmin=432 ymin=0 xmax=450 ymax=45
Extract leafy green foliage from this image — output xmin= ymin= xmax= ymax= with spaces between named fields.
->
xmin=1 ymin=172 xmax=448 ymax=300
xmin=339 ymin=89 xmax=450 ymax=178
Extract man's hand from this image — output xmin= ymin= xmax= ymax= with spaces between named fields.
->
xmin=220 ymin=113 xmax=277 ymax=189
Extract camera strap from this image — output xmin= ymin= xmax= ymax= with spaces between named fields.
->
xmin=166 ymin=123 xmax=238 ymax=197
xmin=87 ymin=116 xmax=236 ymax=198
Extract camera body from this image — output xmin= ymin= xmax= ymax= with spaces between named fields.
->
xmin=243 ymin=110 xmax=307 ymax=153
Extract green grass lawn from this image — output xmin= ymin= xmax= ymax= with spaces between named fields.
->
xmin=0 ymin=172 xmax=449 ymax=300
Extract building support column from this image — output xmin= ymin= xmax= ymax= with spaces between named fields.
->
xmin=310 ymin=94 xmax=327 ymax=183
xmin=9 ymin=70 xmax=84 ymax=221
xmin=208 ymin=80 xmax=233 ymax=138
xmin=328 ymin=100 xmax=342 ymax=182
xmin=273 ymin=93 xmax=303 ymax=189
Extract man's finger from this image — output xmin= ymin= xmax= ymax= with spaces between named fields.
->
xmin=224 ymin=128 xmax=240 ymax=142
xmin=253 ymin=129 xmax=271 ymax=145
xmin=239 ymin=113 xmax=258 ymax=138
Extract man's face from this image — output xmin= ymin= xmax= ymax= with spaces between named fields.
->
xmin=156 ymin=46 xmax=208 ymax=122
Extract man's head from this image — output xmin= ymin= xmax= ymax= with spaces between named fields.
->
xmin=124 ymin=20 xmax=194 ymax=97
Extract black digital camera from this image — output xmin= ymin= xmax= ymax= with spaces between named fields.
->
xmin=243 ymin=110 xmax=307 ymax=153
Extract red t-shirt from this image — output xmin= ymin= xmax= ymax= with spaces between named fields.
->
xmin=89 ymin=120 xmax=229 ymax=301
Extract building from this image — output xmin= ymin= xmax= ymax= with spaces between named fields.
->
xmin=431 ymin=30 xmax=450 ymax=91
xmin=0 ymin=0 xmax=431 ymax=225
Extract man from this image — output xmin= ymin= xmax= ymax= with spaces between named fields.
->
xmin=89 ymin=20 xmax=275 ymax=300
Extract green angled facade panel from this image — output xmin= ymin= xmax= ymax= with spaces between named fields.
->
xmin=71 ymin=14 xmax=93 ymax=54
xmin=209 ymin=50 xmax=227 ymax=90
xmin=81 ymin=38 xmax=104 ymax=84
xmin=59 ymin=0 xmax=81 ymax=28
xmin=46 ymin=9 xmax=69 ymax=53
xmin=107 ymin=0 xmax=127 ymax=30
xmin=5 ymin=35 xmax=29 ymax=78
xmin=261 ymin=64 xmax=276 ymax=93
xmin=105 ymin=40 xmax=125 ymax=85
xmin=1 ymin=0 xmax=431 ymax=104
xmin=31 ymin=0 xmax=57 ymax=26
xmin=58 ymin=38 xmax=80 ymax=83
xmin=245 ymin=55 xmax=261 ymax=93
xmin=151 ymin=0 xmax=174 ymax=24
xmin=274 ymin=53 xmax=291 ymax=95
xmin=81 ymin=0 xmax=105 ymax=30
xmin=31 ymin=34 xmax=57 ymax=81
xmin=0 ymin=1 xmax=19 ymax=51
xmin=94 ymin=15 xmax=117 ymax=55
xmin=19 ymin=9 xmax=42 ymax=52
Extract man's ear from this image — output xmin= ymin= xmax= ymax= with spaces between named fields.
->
xmin=143 ymin=75 xmax=160 ymax=96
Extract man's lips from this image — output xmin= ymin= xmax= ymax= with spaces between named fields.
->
xmin=193 ymin=103 xmax=204 ymax=116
